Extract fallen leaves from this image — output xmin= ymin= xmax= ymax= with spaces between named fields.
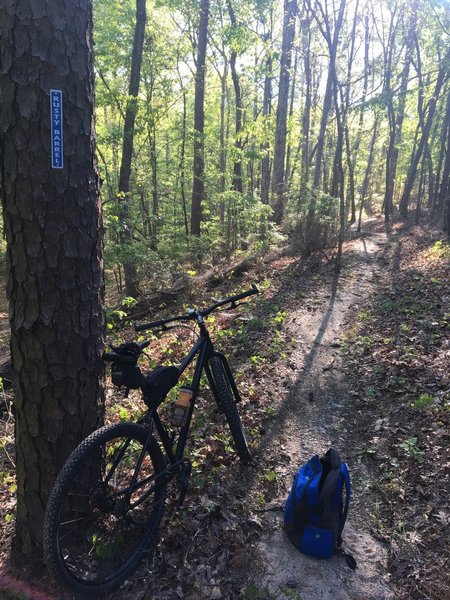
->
xmin=342 ymin=226 xmax=450 ymax=600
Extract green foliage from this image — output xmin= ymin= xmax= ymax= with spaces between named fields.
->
xmin=398 ymin=437 xmax=424 ymax=462
xmin=91 ymin=0 xmax=449 ymax=289
xmin=426 ymin=240 xmax=450 ymax=260
xmin=412 ymin=394 xmax=435 ymax=409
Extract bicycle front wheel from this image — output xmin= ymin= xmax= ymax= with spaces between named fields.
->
xmin=209 ymin=356 xmax=252 ymax=464
xmin=43 ymin=422 xmax=167 ymax=597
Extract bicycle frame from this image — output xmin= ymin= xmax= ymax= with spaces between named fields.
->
xmin=146 ymin=319 xmax=240 ymax=467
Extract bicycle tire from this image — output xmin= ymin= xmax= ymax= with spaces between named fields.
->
xmin=43 ymin=422 xmax=167 ymax=597
xmin=209 ymin=356 xmax=252 ymax=464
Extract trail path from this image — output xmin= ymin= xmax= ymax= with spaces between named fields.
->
xmin=247 ymin=224 xmax=396 ymax=600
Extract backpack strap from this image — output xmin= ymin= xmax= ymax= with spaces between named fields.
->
xmin=286 ymin=457 xmax=321 ymax=546
xmin=338 ymin=463 xmax=351 ymax=547
xmin=335 ymin=462 xmax=357 ymax=570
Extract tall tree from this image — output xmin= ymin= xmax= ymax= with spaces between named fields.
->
xmin=118 ymin=0 xmax=147 ymax=296
xmin=308 ymin=0 xmax=346 ymax=190
xmin=260 ymin=11 xmax=274 ymax=208
xmin=271 ymin=0 xmax=298 ymax=224
xmin=191 ymin=0 xmax=210 ymax=237
xmin=434 ymin=88 xmax=450 ymax=229
xmin=227 ymin=0 xmax=244 ymax=194
xmin=304 ymin=0 xmax=346 ymax=254
xmin=299 ymin=13 xmax=312 ymax=204
xmin=383 ymin=2 xmax=417 ymax=221
xmin=0 ymin=0 xmax=104 ymax=556
xmin=399 ymin=50 xmax=448 ymax=216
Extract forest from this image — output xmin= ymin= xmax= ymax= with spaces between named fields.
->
xmin=0 ymin=0 xmax=449 ymax=599
xmin=91 ymin=0 xmax=450 ymax=293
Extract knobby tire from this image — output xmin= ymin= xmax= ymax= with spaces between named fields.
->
xmin=43 ymin=422 xmax=167 ymax=597
xmin=209 ymin=356 xmax=252 ymax=464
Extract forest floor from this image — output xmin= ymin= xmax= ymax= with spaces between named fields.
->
xmin=0 ymin=218 xmax=449 ymax=600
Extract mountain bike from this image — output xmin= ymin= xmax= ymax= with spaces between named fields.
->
xmin=43 ymin=284 xmax=259 ymax=597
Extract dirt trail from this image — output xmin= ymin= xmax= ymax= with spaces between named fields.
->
xmin=246 ymin=226 xmax=396 ymax=600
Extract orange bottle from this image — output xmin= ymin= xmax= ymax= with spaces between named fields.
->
xmin=172 ymin=387 xmax=193 ymax=427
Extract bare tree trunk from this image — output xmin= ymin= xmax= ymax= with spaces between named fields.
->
xmin=384 ymin=0 xmax=417 ymax=220
xmin=308 ymin=0 xmax=346 ymax=191
xmin=299 ymin=14 xmax=312 ymax=208
xmin=436 ymin=90 xmax=450 ymax=232
xmin=260 ymin=26 xmax=273 ymax=207
xmin=227 ymin=0 xmax=244 ymax=194
xmin=0 ymin=0 xmax=104 ymax=557
xmin=271 ymin=0 xmax=298 ymax=224
xmin=399 ymin=55 xmax=448 ymax=216
xmin=149 ymin=122 xmax=158 ymax=251
xmin=432 ymin=89 xmax=450 ymax=213
xmin=118 ymin=0 xmax=147 ymax=297
xmin=305 ymin=0 xmax=346 ymax=254
xmin=284 ymin=46 xmax=299 ymax=185
xmin=358 ymin=115 xmax=379 ymax=231
xmin=342 ymin=0 xmax=359 ymax=223
xmin=191 ymin=0 xmax=210 ymax=237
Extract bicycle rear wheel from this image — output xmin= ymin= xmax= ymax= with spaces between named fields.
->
xmin=43 ymin=422 xmax=167 ymax=597
xmin=209 ymin=356 xmax=252 ymax=464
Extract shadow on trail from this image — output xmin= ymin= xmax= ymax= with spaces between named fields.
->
xmin=249 ymin=267 xmax=340 ymax=464
xmin=241 ymin=223 xmax=392 ymax=472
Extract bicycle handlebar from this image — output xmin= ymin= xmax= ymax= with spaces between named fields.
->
xmin=199 ymin=283 xmax=259 ymax=317
xmin=135 ymin=284 xmax=259 ymax=332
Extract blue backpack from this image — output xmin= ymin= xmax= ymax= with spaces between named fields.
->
xmin=284 ymin=448 xmax=356 ymax=568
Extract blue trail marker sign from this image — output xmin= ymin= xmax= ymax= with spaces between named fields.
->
xmin=50 ymin=89 xmax=64 ymax=169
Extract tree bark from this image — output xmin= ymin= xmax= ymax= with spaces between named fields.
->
xmin=0 ymin=0 xmax=104 ymax=557
xmin=305 ymin=0 xmax=346 ymax=254
xmin=436 ymin=90 xmax=450 ymax=232
xmin=191 ymin=0 xmax=210 ymax=237
xmin=260 ymin=29 xmax=273 ymax=207
xmin=271 ymin=0 xmax=298 ymax=224
xmin=284 ymin=46 xmax=299 ymax=184
xmin=341 ymin=0 xmax=359 ymax=223
xmin=380 ymin=6 xmax=399 ymax=222
xmin=308 ymin=0 xmax=346 ymax=190
xmin=432 ymin=89 xmax=450 ymax=213
xmin=227 ymin=0 xmax=244 ymax=194
xmin=386 ymin=4 xmax=417 ymax=215
xmin=299 ymin=15 xmax=312 ymax=207
xmin=357 ymin=115 xmax=379 ymax=231
xmin=118 ymin=0 xmax=147 ymax=297
xmin=399 ymin=54 xmax=448 ymax=217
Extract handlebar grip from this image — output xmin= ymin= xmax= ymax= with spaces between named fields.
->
xmin=234 ymin=283 xmax=260 ymax=301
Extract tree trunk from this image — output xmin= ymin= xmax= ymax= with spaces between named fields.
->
xmin=341 ymin=0 xmax=359 ymax=224
xmin=178 ymin=75 xmax=189 ymax=238
xmin=191 ymin=0 xmax=210 ymax=237
xmin=299 ymin=15 xmax=311 ymax=208
xmin=284 ymin=46 xmax=299 ymax=185
xmin=0 ymin=0 xmax=104 ymax=558
xmin=383 ymin=2 xmax=417 ymax=217
xmin=271 ymin=0 xmax=298 ymax=224
xmin=219 ymin=63 xmax=228 ymax=204
xmin=432 ymin=89 xmax=450 ymax=213
xmin=227 ymin=0 xmax=244 ymax=194
xmin=260 ymin=32 xmax=273 ymax=207
xmin=309 ymin=0 xmax=346 ymax=190
xmin=399 ymin=55 xmax=447 ymax=217
xmin=150 ymin=122 xmax=158 ymax=251
xmin=437 ymin=91 xmax=450 ymax=232
xmin=118 ymin=0 xmax=147 ymax=297
xmin=357 ymin=115 xmax=379 ymax=231
xmin=305 ymin=0 xmax=346 ymax=254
